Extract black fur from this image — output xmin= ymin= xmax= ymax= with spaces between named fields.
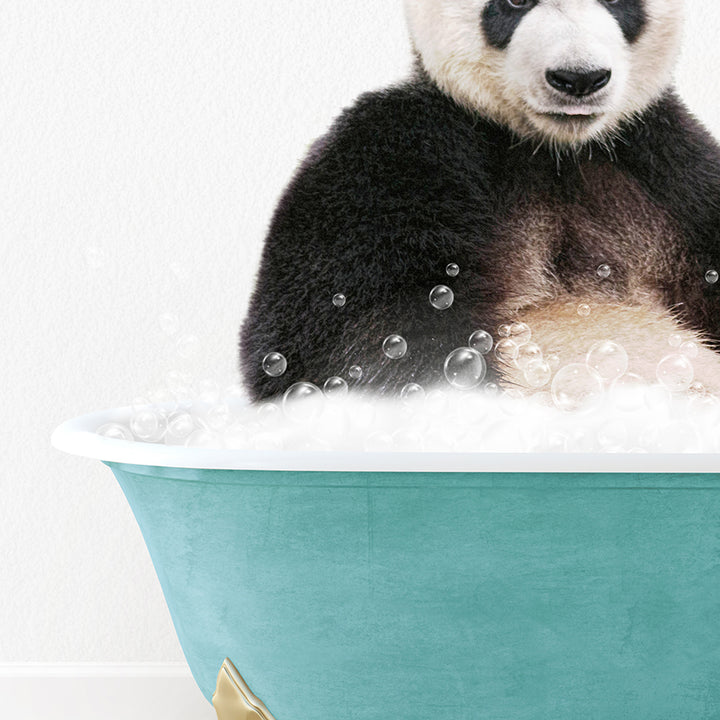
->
xmin=239 ymin=77 xmax=720 ymax=402
xmin=603 ymin=0 xmax=646 ymax=43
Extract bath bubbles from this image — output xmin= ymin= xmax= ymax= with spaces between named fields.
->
xmin=203 ymin=404 xmax=232 ymax=433
xmin=517 ymin=342 xmax=542 ymax=370
xmin=158 ymin=313 xmax=180 ymax=336
xmin=610 ymin=372 xmax=645 ymax=412
xmin=323 ymin=376 xmax=349 ymax=398
xmin=551 ymin=363 xmax=603 ymax=413
xmin=185 ymin=429 xmax=221 ymax=449
xmin=400 ymin=382 xmax=425 ymax=404
xmin=349 ymin=365 xmax=363 ymax=381
xmin=130 ymin=408 xmax=166 ymax=442
xmin=524 ymin=360 xmax=552 ymax=388
xmin=443 ymin=347 xmax=487 ymax=389
xmin=577 ymin=303 xmax=591 ymax=317
xmin=656 ymin=353 xmax=694 ymax=393
xmin=468 ymin=329 xmax=493 ymax=355
xmin=262 ymin=352 xmax=287 ymax=378
xmin=176 ymin=333 xmax=200 ymax=360
xmin=446 ymin=263 xmax=460 ymax=277
xmin=429 ymin=285 xmax=454 ymax=310
xmin=282 ymin=382 xmax=324 ymax=424
xmin=165 ymin=412 xmax=195 ymax=443
xmin=332 ymin=293 xmax=347 ymax=307
xmin=495 ymin=338 xmax=519 ymax=365
xmin=223 ymin=423 xmax=250 ymax=449
xmin=586 ymin=341 xmax=628 ymax=383
xmin=706 ymin=270 xmax=719 ymax=285
xmin=97 ymin=423 xmax=133 ymax=441
xmin=680 ymin=341 xmax=699 ymax=359
xmin=508 ymin=322 xmax=532 ymax=346
xmin=383 ymin=334 xmax=408 ymax=360
xmin=597 ymin=263 xmax=612 ymax=279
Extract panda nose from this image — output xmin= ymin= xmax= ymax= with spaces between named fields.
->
xmin=545 ymin=68 xmax=612 ymax=97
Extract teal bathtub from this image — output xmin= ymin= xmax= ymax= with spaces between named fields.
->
xmin=53 ymin=407 xmax=720 ymax=720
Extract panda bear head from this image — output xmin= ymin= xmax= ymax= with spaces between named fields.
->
xmin=404 ymin=0 xmax=684 ymax=147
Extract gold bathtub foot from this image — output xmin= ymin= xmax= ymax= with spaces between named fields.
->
xmin=212 ymin=658 xmax=277 ymax=720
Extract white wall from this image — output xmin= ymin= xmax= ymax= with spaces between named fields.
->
xmin=1 ymin=0 xmax=718 ymax=680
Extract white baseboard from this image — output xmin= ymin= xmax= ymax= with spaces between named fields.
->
xmin=0 ymin=664 xmax=216 ymax=720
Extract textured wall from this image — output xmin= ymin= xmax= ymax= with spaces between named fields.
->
xmin=1 ymin=0 xmax=718 ymax=663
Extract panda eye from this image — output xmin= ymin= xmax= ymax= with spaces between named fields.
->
xmin=506 ymin=0 xmax=531 ymax=8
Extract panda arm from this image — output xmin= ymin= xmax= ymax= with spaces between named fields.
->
xmin=239 ymin=87 xmax=498 ymax=401
xmin=617 ymin=91 xmax=720 ymax=344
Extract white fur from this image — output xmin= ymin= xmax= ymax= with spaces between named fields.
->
xmin=404 ymin=0 xmax=685 ymax=145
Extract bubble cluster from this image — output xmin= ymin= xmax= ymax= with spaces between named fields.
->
xmin=383 ymin=334 xmax=408 ymax=360
xmin=429 ymin=285 xmax=454 ymax=310
xmin=262 ymin=352 xmax=287 ymax=377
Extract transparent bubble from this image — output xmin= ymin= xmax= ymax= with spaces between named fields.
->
xmin=97 ymin=423 xmax=133 ymax=441
xmin=383 ymin=334 xmax=408 ymax=360
xmin=323 ymin=376 xmax=349 ymax=398
xmin=443 ymin=347 xmax=487 ymax=389
xmin=282 ymin=382 xmax=324 ymax=423
xmin=551 ymin=363 xmax=603 ymax=412
xmin=429 ymin=285 xmax=454 ymax=310
xmin=468 ymin=330 xmax=493 ymax=355
xmin=706 ymin=270 xmax=719 ymax=285
xmin=185 ymin=429 xmax=222 ymax=448
xmin=176 ymin=333 xmax=200 ymax=360
xmin=262 ymin=352 xmax=287 ymax=377
xmin=165 ymin=412 xmax=195 ymax=443
xmin=349 ymin=365 xmax=363 ymax=380
xmin=158 ymin=313 xmax=180 ymax=336
xmin=332 ymin=293 xmax=347 ymax=307
xmin=656 ymin=353 xmax=694 ymax=393
xmin=400 ymin=383 xmax=425 ymax=404
xmin=546 ymin=353 xmax=561 ymax=370
xmin=517 ymin=342 xmax=542 ymax=370
xmin=223 ymin=423 xmax=250 ymax=449
xmin=586 ymin=340 xmax=628 ymax=383
xmin=495 ymin=338 xmax=519 ymax=365
xmin=524 ymin=360 xmax=552 ymax=388
xmin=498 ymin=324 xmax=511 ymax=338
xmin=680 ymin=341 xmax=699 ymax=359
xmin=256 ymin=403 xmax=281 ymax=427
xmin=484 ymin=382 xmax=500 ymax=395
xmin=668 ymin=333 xmax=683 ymax=348
xmin=509 ymin=322 xmax=532 ymax=346
xmin=610 ymin=373 xmax=646 ymax=412
xmin=130 ymin=408 xmax=166 ymax=442
xmin=597 ymin=263 xmax=612 ymax=279
xmin=446 ymin=263 xmax=460 ymax=278
xmin=577 ymin=304 xmax=591 ymax=317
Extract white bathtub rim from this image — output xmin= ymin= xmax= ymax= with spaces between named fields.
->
xmin=51 ymin=405 xmax=720 ymax=474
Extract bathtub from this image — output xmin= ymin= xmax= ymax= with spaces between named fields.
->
xmin=53 ymin=405 xmax=720 ymax=720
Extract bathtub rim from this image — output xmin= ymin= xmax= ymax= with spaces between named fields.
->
xmin=52 ymin=405 xmax=720 ymax=474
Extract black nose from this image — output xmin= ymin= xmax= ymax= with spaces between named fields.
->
xmin=545 ymin=68 xmax=612 ymax=97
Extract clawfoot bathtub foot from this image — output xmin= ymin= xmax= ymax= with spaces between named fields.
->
xmin=212 ymin=658 xmax=277 ymax=720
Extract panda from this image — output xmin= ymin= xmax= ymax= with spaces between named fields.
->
xmin=240 ymin=0 xmax=720 ymax=402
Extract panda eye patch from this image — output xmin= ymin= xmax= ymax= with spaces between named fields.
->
xmin=506 ymin=0 xmax=530 ymax=7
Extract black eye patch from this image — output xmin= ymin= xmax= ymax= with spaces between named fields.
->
xmin=481 ymin=1 xmax=538 ymax=51
xmin=601 ymin=0 xmax=646 ymax=44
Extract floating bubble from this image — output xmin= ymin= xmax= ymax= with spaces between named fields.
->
xmin=262 ymin=352 xmax=287 ymax=377
xmin=680 ymin=341 xmax=699 ymax=359
xmin=323 ymin=376 xmax=349 ymax=398
xmin=97 ymin=423 xmax=133 ymax=441
xmin=158 ymin=313 xmax=180 ymax=336
xmin=446 ymin=263 xmax=460 ymax=277
xmin=517 ymin=342 xmax=543 ymax=370
xmin=668 ymin=333 xmax=683 ymax=348
xmin=256 ymin=403 xmax=281 ymax=427
xmin=429 ymin=285 xmax=454 ymax=310
xmin=495 ymin=338 xmax=519 ymax=365
xmin=706 ymin=270 xmax=719 ymax=285
xmin=468 ymin=329 xmax=493 ymax=355
xmin=546 ymin=353 xmax=561 ymax=370
xmin=551 ymin=363 xmax=603 ymax=412
xmin=333 ymin=293 xmax=347 ymax=307
xmin=577 ymin=304 xmax=591 ymax=317
xmin=165 ymin=412 xmax=195 ymax=443
xmin=443 ymin=347 xmax=487 ymax=389
xmin=597 ymin=263 xmax=612 ymax=279
xmin=383 ymin=334 xmax=408 ymax=360
xmin=282 ymin=382 xmax=324 ymax=423
xmin=524 ymin=360 xmax=552 ymax=388
xmin=509 ymin=322 xmax=532 ymax=346
xmin=176 ymin=333 xmax=200 ymax=359
xmin=400 ymin=383 xmax=425 ymax=404
xmin=498 ymin=324 xmax=511 ymax=338
xmin=586 ymin=340 xmax=628 ymax=383
xmin=349 ymin=365 xmax=363 ymax=380
xmin=484 ymin=382 xmax=500 ymax=395
xmin=656 ymin=353 xmax=694 ymax=393
xmin=130 ymin=408 xmax=166 ymax=442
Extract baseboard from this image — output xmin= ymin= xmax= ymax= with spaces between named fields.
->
xmin=0 ymin=663 xmax=216 ymax=720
